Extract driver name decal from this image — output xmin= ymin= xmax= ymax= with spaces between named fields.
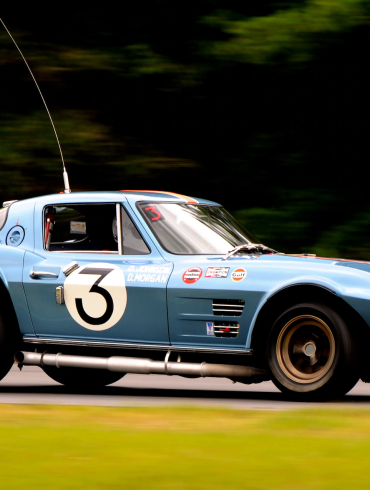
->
xmin=127 ymin=264 xmax=171 ymax=284
xmin=183 ymin=267 xmax=202 ymax=284
xmin=64 ymin=263 xmax=127 ymax=331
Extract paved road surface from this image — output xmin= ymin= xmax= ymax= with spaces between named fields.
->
xmin=1 ymin=365 xmax=370 ymax=409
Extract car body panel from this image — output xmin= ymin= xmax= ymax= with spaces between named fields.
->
xmin=22 ymin=251 xmax=173 ymax=344
xmin=0 ymin=245 xmax=35 ymax=335
xmin=167 ymin=257 xmax=263 ymax=350
xmin=1 ymin=191 xmax=370 ymax=354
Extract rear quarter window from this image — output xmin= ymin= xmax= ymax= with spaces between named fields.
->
xmin=0 ymin=207 xmax=9 ymax=231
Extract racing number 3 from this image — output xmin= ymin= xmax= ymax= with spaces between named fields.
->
xmin=75 ymin=268 xmax=114 ymax=325
xmin=145 ymin=206 xmax=162 ymax=221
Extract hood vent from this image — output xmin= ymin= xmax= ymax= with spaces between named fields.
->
xmin=213 ymin=299 xmax=245 ymax=316
xmin=214 ymin=322 xmax=240 ymax=338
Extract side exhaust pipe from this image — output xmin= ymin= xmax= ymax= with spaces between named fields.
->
xmin=15 ymin=351 xmax=268 ymax=382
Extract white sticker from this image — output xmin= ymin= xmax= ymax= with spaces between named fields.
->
xmin=206 ymin=322 xmax=214 ymax=335
xmin=231 ymin=268 xmax=247 ymax=282
xmin=70 ymin=221 xmax=86 ymax=234
xmin=64 ymin=263 xmax=127 ymax=331
xmin=205 ymin=267 xmax=229 ymax=278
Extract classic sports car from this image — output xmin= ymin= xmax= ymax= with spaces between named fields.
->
xmin=0 ymin=190 xmax=369 ymax=400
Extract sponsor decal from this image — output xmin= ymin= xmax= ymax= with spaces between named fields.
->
xmin=6 ymin=226 xmax=25 ymax=247
xmin=231 ymin=268 xmax=247 ymax=282
xmin=64 ymin=263 xmax=127 ymax=331
xmin=126 ymin=264 xmax=171 ymax=284
xmin=206 ymin=322 xmax=214 ymax=336
xmin=205 ymin=267 xmax=229 ymax=278
xmin=183 ymin=267 xmax=202 ymax=284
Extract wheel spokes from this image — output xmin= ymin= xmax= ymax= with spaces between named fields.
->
xmin=277 ymin=315 xmax=336 ymax=383
xmin=293 ymin=342 xmax=305 ymax=354
xmin=309 ymin=353 xmax=318 ymax=366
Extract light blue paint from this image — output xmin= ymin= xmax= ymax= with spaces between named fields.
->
xmin=1 ymin=191 xmax=370 ymax=353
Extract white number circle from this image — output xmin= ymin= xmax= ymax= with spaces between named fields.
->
xmin=64 ymin=263 xmax=127 ymax=331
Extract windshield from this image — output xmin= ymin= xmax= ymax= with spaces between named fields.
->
xmin=138 ymin=203 xmax=259 ymax=254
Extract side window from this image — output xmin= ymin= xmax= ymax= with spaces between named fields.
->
xmin=120 ymin=206 xmax=150 ymax=255
xmin=44 ymin=204 xmax=118 ymax=253
xmin=44 ymin=203 xmax=150 ymax=255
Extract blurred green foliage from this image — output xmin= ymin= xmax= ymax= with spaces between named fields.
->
xmin=1 ymin=2 xmax=370 ymax=258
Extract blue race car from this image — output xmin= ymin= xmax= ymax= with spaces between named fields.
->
xmin=0 ymin=190 xmax=368 ymax=400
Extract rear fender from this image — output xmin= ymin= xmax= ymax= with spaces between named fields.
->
xmin=0 ymin=245 xmax=35 ymax=335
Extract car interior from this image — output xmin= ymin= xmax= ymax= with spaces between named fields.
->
xmin=44 ymin=203 xmax=150 ymax=254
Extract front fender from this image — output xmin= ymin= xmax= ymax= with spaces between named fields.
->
xmin=246 ymin=267 xmax=370 ymax=348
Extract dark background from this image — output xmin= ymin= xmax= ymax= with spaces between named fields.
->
xmin=1 ymin=2 xmax=370 ymax=257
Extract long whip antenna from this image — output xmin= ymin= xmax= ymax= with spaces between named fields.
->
xmin=0 ymin=17 xmax=71 ymax=193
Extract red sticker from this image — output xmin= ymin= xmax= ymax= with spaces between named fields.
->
xmin=144 ymin=206 xmax=163 ymax=221
xmin=183 ymin=267 xmax=202 ymax=284
xmin=231 ymin=268 xmax=247 ymax=282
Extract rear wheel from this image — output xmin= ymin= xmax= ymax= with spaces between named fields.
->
xmin=42 ymin=366 xmax=125 ymax=388
xmin=267 ymin=303 xmax=359 ymax=400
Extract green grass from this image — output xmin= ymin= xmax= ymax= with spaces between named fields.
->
xmin=2 ymin=405 xmax=370 ymax=489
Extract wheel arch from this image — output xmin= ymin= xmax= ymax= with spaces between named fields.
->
xmin=249 ymin=283 xmax=370 ymax=369
xmin=0 ymin=275 xmax=22 ymax=338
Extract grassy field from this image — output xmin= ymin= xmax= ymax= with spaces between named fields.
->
xmin=1 ymin=405 xmax=370 ymax=489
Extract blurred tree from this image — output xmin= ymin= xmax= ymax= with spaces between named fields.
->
xmin=0 ymin=1 xmax=369 ymax=257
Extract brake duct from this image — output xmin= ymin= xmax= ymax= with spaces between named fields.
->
xmin=16 ymin=351 xmax=267 ymax=383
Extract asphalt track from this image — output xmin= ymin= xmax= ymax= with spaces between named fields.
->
xmin=2 ymin=365 xmax=370 ymax=409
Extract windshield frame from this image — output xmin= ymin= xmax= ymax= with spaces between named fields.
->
xmin=136 ymin=201 xmax=257 ymax=256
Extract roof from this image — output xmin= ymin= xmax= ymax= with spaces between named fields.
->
xmin=120 ymin=190 xmax=218 ymax=205
xmin=8 ymin=190 xmax=219 ymax=208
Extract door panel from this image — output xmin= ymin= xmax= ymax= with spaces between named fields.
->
xmin=23 ymin=251 xmax=172 ymax=344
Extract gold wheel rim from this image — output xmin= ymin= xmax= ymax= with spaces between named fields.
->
xmin=276 ymin=315 xmax=335 ymax=384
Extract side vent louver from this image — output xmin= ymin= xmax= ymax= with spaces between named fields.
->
xmin=214 ymin=322 xmax=240 ymax=338
xmin=213 ymin=299 xmax=245 ymax=316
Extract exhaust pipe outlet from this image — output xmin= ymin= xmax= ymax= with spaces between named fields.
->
xmin=16 ymin=351 xmax=268 ymax=381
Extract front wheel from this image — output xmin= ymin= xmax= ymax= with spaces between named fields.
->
xmin=42 ymin=366 xmax=125 ymax=388
xmin=267 ymin=303 xmax=359 ymax=400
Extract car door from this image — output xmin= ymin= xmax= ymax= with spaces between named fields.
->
xmin=22 ymin=198 xmax=172 ymax=345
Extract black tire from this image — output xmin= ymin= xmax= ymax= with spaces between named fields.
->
xmin=0 ymin=300 xmax=19 ymax=382
xmin=42 ymin=365 xmax=125 ymax=388
xmin=267 ymin=302 xmax=359 ymax=401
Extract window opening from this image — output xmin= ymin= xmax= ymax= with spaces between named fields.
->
xmin=120 ymin=205 xmax=150 ymax=255
xmin=44 ymin=203 xmax=150 ymax=255
xmin=44 ymin=204 xmax=118 ymax=253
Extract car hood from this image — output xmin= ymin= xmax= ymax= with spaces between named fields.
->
xmin=210 ymin=253 xmax=370 ymax=273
